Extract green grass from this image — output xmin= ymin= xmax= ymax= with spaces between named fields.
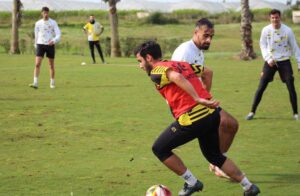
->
xmin=0 ymin=51 xmax=299 ymax=195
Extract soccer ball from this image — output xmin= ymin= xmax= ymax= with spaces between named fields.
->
xmin=145 ymin=184 xmax=172 ymax=196
xmin=81 ymin=62 xmax=86 ymax=66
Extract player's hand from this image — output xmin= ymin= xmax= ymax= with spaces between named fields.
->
xmin=48 ymin=41 xmax=55 ymax=46
xmin=267 ymin=59 xmax=275 ymax=67
xmin=196 ymin=98 xmax=220 ymax=109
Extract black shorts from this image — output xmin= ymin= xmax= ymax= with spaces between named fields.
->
xmin=152 ymin=109 xmax=226 ymax=168
xmin=36 ymin=44 xmax=55 ymax=59
xmin=261 ymin=60 xmax=294 ymax=83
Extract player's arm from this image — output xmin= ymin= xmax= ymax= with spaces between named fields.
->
xmin=51 ymin=21 xmax=61 ymax=45
xmin=287 ymin=28 xmax=300 ymax=73
xmin=260 ymin=28 xmax=275 ymax=67
xmin=166 ymin=69 xmax=219 ymax=108
xmin=34 ymin=22 xmax=38 ymax=48
xmin=82 ymin=24 xmax=88 ymax=34
xmin=201 ymin=66 xmax=213 ymax=92
xmin=190 ymin=63 xmax=213 ymax=92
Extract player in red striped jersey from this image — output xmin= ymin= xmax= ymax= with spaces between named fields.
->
xmin=134 ymin=40 xmax=260 ymax=196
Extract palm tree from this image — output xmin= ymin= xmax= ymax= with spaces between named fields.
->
xmin=102 ymin=0 xmax=121 ymax=57
xmin=240 ymin=0 xmax=256 ymax=60
xmin=10 ymin=0 xmax=22 ymax=54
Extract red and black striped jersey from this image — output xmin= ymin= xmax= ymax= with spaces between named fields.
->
xmin=150 ymin=60 xmax=212 ymax=119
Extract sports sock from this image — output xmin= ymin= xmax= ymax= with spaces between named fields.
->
xmin=33 ymin=77 xmax=38 ymax=85
xmin=240 ymin=176 xmax=252 ymax=191
xmin=180 ymin=169 xmax=197 ymax=186
xmin=50 ymin=79 xmax=55 ymax=86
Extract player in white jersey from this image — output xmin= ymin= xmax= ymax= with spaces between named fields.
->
xmin=172 ymin=18 xmax=239 ymax=179
xmin=29 ymin=7 xmax=61 ymax=89
xmin=246 ymin=9 xmax=300 ymax=121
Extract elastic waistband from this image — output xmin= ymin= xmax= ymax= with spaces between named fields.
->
xmin=275 ymin=59 xmax=290 ymax=63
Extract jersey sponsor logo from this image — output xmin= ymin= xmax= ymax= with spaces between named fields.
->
xmin=190 ymin=64 xmax=204 ymax=75
xmin=171 ymin=127 xmax=177 ymax=132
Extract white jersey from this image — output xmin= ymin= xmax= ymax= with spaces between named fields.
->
xmin=171 ymin=39 xmax=205 ymax=65
xmin=260 ymin=23 xmax=300 ymax=69
xmin=34 ymin=18 xmax=61 ymax=45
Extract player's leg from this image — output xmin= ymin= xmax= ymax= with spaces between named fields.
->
xmin=210 ymin=108 xmax=238 ymax=178
xmin=278 ymin=60 xmax=298 ymax=120
xmin=48 ymin=58 xmax=55 ymax=88
xmin=221 ymin=159 xmax=260 ymax=195
xmin=218 ymin=109 xmax=238 ymax=154
xmin=95 ymin=41 xmax=105 ymax=63
xmin=152 ymin=121 xmax=194 ymax=175
xmin=152 ymin=121 xmax=203 ymax=195
xmin=30 ymin=45 xmax=44 ymax=88
xmin=88 ymin=41 xmax=96 ymax=63
xmin=286 ymin=79 xmax=298 ymax=120
xmin=246 ymin=62 xmax=276 ymax=120
xmin=199 ymin=111 xmax=260 ymax=195
xmin=46 ymin=45 xmax=55 ymax=88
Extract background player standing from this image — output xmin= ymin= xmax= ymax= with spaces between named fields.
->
xmin=29 ymin=7 xmax=61 ymax=89
xmin=246 ymin=9 xmax=300 ymax=121
xmin=83 ymin=15 xmax=106 ymax=64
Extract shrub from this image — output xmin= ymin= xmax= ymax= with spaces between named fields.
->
xmin=19 ymin=39 xmax=27 ymax=54
xmin=145 ymin=12 xmax=179 ymax=25
xmin=104 ymin=37 xmax=111 ymax=57
xmin=121 ymin=37 xmax=138 ymax=57
xmin=0 ymin=39 xmax=10 ymax=53
xmin=171 ymin=9 xmax=208 ymax=20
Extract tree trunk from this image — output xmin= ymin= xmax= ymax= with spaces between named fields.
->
xmin=10 ymin=0 xmax=22 ymax=54
xmin=240 ymin=0 xmax=256 ymax=60
xmin=108 ymin=0 xmax=121 ymax=57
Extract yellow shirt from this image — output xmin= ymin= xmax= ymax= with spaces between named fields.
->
xmin=83 ymin=22 xmax=101 ymax=41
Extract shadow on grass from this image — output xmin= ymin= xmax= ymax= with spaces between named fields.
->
xmin=252 ymin=173 xmax=300 ymax=184
xmin=246 ymin=116 xmax=293 ymax=121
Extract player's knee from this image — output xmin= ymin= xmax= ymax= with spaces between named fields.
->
xmin=259 ymin=73 xmax=271 ymax=83
xmin=205 ymin=153 xmax=227 ymax=168
xmin=152 ymin=142 xmax=172 ymax=162
xmin=220 ymin=115 xmax=238 ymax=134
xmin=285 ymin=77 xmax=294 ymax=84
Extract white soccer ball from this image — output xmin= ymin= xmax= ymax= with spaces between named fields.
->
xmin=81 ymin=62 xmax=86 ymax=66
xmin=145 ymin=184 xmax=172 ymax=196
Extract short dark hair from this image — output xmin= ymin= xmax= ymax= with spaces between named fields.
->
xmin=41 ymin=7 xmax=49 ymax=12
xmin=134 ymin=40 xmax=162 ymax=60
xmin=269 ymin=9 xmax=281 ymax=17
xmin=195 ymin=18 xmax=214 ymax=29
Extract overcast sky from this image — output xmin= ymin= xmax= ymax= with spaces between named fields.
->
xmin=68 ymin=0 xmax=290 ymax=3
xmin=146 ymin=0 xmax=289 ymax=3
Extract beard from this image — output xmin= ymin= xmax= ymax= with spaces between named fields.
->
xmin=199 ymin=44 xmax=210 ymax=50
xmin=145 ymin=64 xmax=152 ymax=76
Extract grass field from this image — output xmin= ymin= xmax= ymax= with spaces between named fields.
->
xmin=0 ymin=49 xmax=300 ymax=196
